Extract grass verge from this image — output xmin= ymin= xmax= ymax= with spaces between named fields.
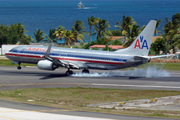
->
xmin=123 ymin=62 xmax=180 ymax=71
xmin=0 ymin=59 xmax=36 ymax=67
xmin=0 ymin=87 xmax=180 ymax=119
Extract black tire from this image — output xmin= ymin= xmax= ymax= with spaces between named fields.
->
xmin=17 ymin=66 xmax=21 ymax=70
xmin=82 ymin=69 xmax=89 ymax=73
xmin=66 ymin=71 xmax=73 ymax=76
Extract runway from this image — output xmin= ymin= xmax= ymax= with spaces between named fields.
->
xmin=0 ymin=66 xmax=180 ymax=91
xmin=0 ymin=66 xmax=180 ymax=120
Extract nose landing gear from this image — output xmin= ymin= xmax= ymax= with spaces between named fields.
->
xmin=17 ymin=62 xmax=21 ymax=70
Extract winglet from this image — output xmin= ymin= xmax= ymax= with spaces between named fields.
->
xmin=44 ymin=43 xmax=52 ymax=56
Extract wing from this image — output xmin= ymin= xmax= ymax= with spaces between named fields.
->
xmin=43 ymin=44 xmax=87 ymax=69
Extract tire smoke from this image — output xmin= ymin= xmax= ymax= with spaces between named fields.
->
xmin=71 ymin=65 xmax=171 ymax=78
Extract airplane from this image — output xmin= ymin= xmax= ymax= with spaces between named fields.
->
xmin=5 ymin=20 xmax=163 ymax=76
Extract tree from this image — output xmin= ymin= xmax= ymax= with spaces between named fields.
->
xmin=109 ymin=30 xmax=122 ymax=36
xmin=64 ymin=30 xmax=75 ymax=45
xmin=0 ymin=24 xmax=9 ymax=46
xmin=151 ymin=37 xmax=166 ymax=55
xmin=94 ymin=19 xmax=111 ymax=40
xmin=163 ymin=17 xmax=173 ymax=53
xmin=154 ymin=19 xmax=163 ymax=36
xmin=96 ymin=38 xmax=111 ymax=45
xmin=19 ymin=34 xmax=32 ymax=44
xmin=0 ymin=23 xmax=31 ymax=46
xmin=54 ymin=25 xmax=66 ymax=41
xmin=91 ymin=47 xmax=99 ymax=50
xmin=16 ymin=23 xmax=27 ymax=38
xmin=123 ymin=24 xmax=141 ymax=48
xmin=33 ymin=29 xmax=45 ymax=43
xmin=43 ymin=29 xmax=58 ymax=43
xmin=115 ymin=15 xmax=136 ymax=43
xmin=172 ymin=24 xmax=180 ymax=49
xmin=102 ymin=44 xmax=113 ymax=51
xmin=163 ymin=13 xmax=180 ymax=54
xmin=49 ymin=29 xmax=57 ymax=40
xmin=172 ymin=13 xmax=180 ymax=26
xmin=115 ymin=15 xmax=136 ymax=32
xmin=88 ymin=16 xmax=100 ymax=41
xmin=110 ymin=39 xmax=122 ymax=45
xmin=72 ymin=20 xmax=88 ymax=43
xmin=83 ymin=41 xmax=96 ymax=49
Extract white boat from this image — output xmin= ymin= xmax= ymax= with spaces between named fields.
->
xmin=77 ymin=1 xmax=84 ymax=9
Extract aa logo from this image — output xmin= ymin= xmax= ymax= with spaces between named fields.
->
xmin=134 ymin=36 xmax=148 ymax=50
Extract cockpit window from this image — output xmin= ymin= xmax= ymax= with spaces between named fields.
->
xmin=9 ymin=46 xmax=24 ymax=52
xmin=9 ymin=48 xmax=17 ymax=52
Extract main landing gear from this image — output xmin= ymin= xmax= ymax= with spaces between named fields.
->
xmin=17 ymin=62 xmax=21 ymax=70
xmin=82 ymin=69 xmax=89 ymax=74
xmin=65 ymin=69 xmax=90 ymax=76
xmin=66 ymin=69 xmax=73 ymax=76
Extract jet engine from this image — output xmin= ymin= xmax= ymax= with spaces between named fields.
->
xmin=37 ymin=60 xmax=58 ymax=71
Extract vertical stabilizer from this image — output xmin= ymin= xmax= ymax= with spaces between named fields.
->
xmin=115 ymin=20 xmax=157 ymax=56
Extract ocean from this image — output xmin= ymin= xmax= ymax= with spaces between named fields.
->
xmin=0 ymin=0 xmax=180 ymax=42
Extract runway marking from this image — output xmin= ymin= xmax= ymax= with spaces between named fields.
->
xmin=1 ymin=83 xmax=180 ymax=89
xmin=0 ymin=110 xmax=25 ymax=113
xmin=0 ymin=109 xmax=74 ymax=113
xmin=61 ymin=109 xmax=72 ymax=111
xmin=0 ymin=107 xmax=112 ymax=120
xmin=92 ymin=83 xmax=180 ymax=89
xmin=51 ymin=110 xmax=59 ymax=112
xmin=0 ymin=115 xmax=17 ymax=120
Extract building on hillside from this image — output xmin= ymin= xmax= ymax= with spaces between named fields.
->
xmin=89 ymin=45 xmax=123 ymax=51
xmin=151 ymin=36 xmax=163 ymax=42
xmin=109 ymin=36 xmax=125 ymax=43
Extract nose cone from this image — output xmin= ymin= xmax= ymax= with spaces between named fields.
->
xmin=5 ymin=52 xmax=8 ymax=56
xmin=5 ymin=52 xmax=9 ymax=57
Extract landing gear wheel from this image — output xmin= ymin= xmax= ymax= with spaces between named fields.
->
xmin=17 ymin=62 xmax=21 ymax=70
xmin=82 ymin=69 xmax=89 ymax=74
xmin=17 ymin=66 xmax=21 ymax=70
xmin=66 ymin=70 xmax=73 ymax=76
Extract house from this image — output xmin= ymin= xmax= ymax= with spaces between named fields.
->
xmin=109 ymin=36 xmax=126 ymax=43
xmin=151 ymin=36 xmax=162 ymax=42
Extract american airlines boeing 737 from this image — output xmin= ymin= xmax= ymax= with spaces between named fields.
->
xmin=5 ymin=20 xmax=163 ymax=75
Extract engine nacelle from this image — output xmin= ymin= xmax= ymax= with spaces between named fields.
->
xmin=37 ymin=60 xmax=58 ymax=71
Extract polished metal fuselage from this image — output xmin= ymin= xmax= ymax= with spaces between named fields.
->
xmin=5 ymin=46 xmax=146 ymax=70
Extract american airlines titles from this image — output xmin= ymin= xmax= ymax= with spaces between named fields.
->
xmin=134 ymin=36 xmax=149 ymax=50
xmin=28 ymin=47 xmax=53 ymax=52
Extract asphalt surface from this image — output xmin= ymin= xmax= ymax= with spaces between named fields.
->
xmin=0 ymin=66 xmax=180 ymax=120
xmin=0 ymin=66 xmax=180 ymax=91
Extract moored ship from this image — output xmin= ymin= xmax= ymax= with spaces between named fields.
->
xmin=77 ymin=1 xmax=84 ymax=9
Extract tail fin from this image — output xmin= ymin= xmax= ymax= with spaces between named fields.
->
xmin=115 ymin=20 xmax=157 ymax=56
